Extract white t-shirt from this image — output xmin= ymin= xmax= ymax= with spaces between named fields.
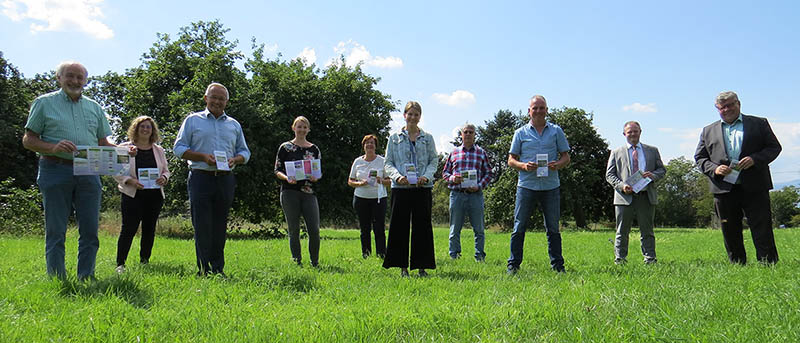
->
xmin=349 ymin=155 xmax=388 ymax=199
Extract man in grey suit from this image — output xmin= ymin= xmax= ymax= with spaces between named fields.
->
xmin=695 ymin=91 xmax=781 ymax=264
xmin=606 ymin=121 xmax=666 ymax=264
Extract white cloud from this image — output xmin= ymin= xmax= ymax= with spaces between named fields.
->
xmin=437 ymin=134 xmax=457 ymax=155
xmin=432 ymin=90 xmax=476 ymax=107
xmin=327 ymin=40 xmax=403 ymax=69
xmin=296 ymin=47 xmax=317 ymax=65
xmin=2 ymin=0 xmax=113 ymax=39
xmin=622 ymin=102 xmax=658 ymax=113
xmin=772 ymin=122 xmax=800 ymax=158
xmin=657 ymin=127 xmax=702 ymax=160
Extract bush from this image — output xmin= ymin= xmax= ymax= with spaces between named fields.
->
xmin=0 ymin=178 xmax=43 ymax=235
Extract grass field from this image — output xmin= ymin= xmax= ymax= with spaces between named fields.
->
xmin=2 ymin=226 xmax=799 ymax=342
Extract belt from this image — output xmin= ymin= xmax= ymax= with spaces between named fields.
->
xmin=192 ymin=169 xmax=231 ymax=176
xmin=451 ymin=188 xmax=478 ymax=193
xmin=41 ymin=155 xmax=73 ymax=165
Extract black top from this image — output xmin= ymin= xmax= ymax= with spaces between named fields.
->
xmin=274 ymin=141 xmax=321 ymax=194
xmin=136 ymin=148 xmax=157 ymax=171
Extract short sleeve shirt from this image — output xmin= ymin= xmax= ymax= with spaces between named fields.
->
xmin=349 ymin=155 xmax=387 ymax=199
xmin=25 ymin=89 xmax=112 ymax=160
xmin=509 ymin=122 xmax=570 ymax=191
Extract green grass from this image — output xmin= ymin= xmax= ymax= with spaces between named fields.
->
xmin=2 ymin=226 xmax=799 ymax=342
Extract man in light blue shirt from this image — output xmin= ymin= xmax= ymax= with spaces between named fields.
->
xmin=506 ymin=95 xmax=571 ymax=274
xmin=174 ymin=82 xmax=250 ymax=276
xmin=23 ymin=61 xmax=118 ymax=281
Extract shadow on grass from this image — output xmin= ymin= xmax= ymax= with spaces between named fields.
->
xmin=240 ymin=269 xmax=318 ymax=293
xmin=434 ymin=270 xmax=482 ymax=281
xmin=140 ymin=262 xmax=195 ymax=277
xmin=320 ymin=236 xmax=360 ymax=241
xmin=315 ymin=264 xmax=347 ymax=274
xmin=57 ymin=277 xmax=153 ymax=308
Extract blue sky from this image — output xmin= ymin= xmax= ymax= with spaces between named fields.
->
xmin=2 ymin=0 xmax=798 ymax=183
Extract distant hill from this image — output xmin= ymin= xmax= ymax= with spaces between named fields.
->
xmin=774 ymin=179 xmax=800 ymax=190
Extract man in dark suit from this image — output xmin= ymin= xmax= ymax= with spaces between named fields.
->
xmin=695 ymin=91 xmax=782 ymax=264
xmin=606 ymin=121 xmax=666 ymax=264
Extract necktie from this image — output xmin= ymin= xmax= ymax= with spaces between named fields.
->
xmin=632 ymin=147 xmax=639 ymax=172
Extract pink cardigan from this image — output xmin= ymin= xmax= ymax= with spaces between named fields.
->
xmin=113 ymin=142 xmax=172 ymax=198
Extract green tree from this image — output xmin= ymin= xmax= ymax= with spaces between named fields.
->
xmin=770 ymin=186 xmax=800 ymax=228
xmin=548 ymin=107 xmax=611 ymax=228
xmin=0 ymin=52 xmax=38 ymax=187
xmin=654 ymin=157 xmax=711 ymax=227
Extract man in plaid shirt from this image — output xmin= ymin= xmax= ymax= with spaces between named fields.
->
xmin=442 ymin=123 xmax=492 ymax=261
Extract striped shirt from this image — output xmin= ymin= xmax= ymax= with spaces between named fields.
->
xmin=442 ymin=144 xmax=492 ymax=190
xmin=25 ymin=89 xmax=113 ymax=160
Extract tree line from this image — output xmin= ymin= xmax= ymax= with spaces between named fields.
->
xmin=2 ymin=20 xmax=798 ymax=233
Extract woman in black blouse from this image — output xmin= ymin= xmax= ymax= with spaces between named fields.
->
xmin=274 ymin=116 xmax=322 ymax=267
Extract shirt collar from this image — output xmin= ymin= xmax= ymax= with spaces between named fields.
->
xmin=626 ymin=142 xmax=642 ymax=150
xmin=204 ymin=108 xmax=227 ymax=120
xmin=721 ymin=113 xmax=743 ymax=126
xmin=58 ymin=88 xmax=82 ymax=103
xmin=461 ymin=144 xmax=476 ymax=152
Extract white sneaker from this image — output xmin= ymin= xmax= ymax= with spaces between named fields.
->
xmin=115 ymin=265 xmax=126 ymax=275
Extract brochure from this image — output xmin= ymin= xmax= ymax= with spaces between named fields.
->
xmin=723 ymin=159 xmax=740 ymax=184
xmin=310 ymin=159 xmax=322 ymax=179
xmin=536 ymin=154 xmax=549 ymax=177
xmin=214 ymin=150 xmax=230 ymax=171
xmin=137 ymin=168 xmax=161 ymax=189
xmin=73 ymin=146 xmax=130 ymax=176
xmin=625 ymin=170 xmax=652 ymax=193
xmin=405 ymin=163 xmax=418 ymax=185
xmin=367 ymin=169 xmax=380 ymax=186
xmin=285 ymin=159 xmax=322 ymax=181
xmin=461 ymin=169 xmax=479 ymax=188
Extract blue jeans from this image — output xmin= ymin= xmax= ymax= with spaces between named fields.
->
xmin=448 ymin=190 xmax=486 ymax=260
xmin=37 ymin=159 xmax=102 ymax=279
xmin=508 ymin=186 xmax=564 ymax=270
xmin=188 ymin=171 xmax=236 ymax=275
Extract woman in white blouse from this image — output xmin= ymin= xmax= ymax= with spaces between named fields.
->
xmin=348 ymin=134 xmax=391 ymax=259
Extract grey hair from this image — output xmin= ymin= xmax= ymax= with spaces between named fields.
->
xmin=529 ymin=95 xmax=547 ymax=106
xmin=205 ymin=82 xmax=230 ymax=99
xmin=623 ymin=121 xmax=641 ymax=131
xmin=460 ymin=123 xmax=476 ymax=133
xmin=715 ymin=91 xmax=739 ymax=105
xmin=55 ymin=61 xmax=87 ymax=78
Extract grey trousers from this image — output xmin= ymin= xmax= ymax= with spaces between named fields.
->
xmin=614 ymin=193 xmax=656 ymax=262
xmin=280 ymin=190 xmax=320 ymax=264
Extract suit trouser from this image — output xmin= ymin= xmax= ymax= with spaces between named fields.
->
xmin=714 ymin=186 xmax=777 ymax=264
xmin=382 ymin=188 xmax=436 ymax=270
xmin=188 ymin=171 xmax=235 ymax=274
xmin=614 ymin=191 xmax=656 ymax=262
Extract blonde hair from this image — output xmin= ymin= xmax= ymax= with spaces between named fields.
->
xmin=292 ymin=116 xmax=310 ymax=129
xmin=205 ymin=82 xmax=229 ymax=99
xmin=127 ymin=116 xmax=161 ymax=144
xmin=404 ymin=101 xmax=422 ymax=115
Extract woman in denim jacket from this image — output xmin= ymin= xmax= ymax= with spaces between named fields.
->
xmin=382 ymin=101 xmax=438 ymax=277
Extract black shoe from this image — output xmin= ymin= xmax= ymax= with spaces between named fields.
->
xmin=614 ymin=258 xmax=627 ymax=265
xmin=644 ymin=259 xmax=657 ymax=265
xmin=418 ymin=269 xmax=429 ymax=277
xmin=553 ymin=266 xmax=566 ymax=273
xmin=400 ymin=269 xmax=410 ymax=277
xmin=140 ymin=258 xmax=149 ymax=265
xmin=377 ymin=253 xmax=385 ymax=259
xmin=506 ymin=265 xmax=519 ymax=275
xmin=310 ymin=262 xmax=319 ymax=268
xmin=450 ymin=253 xmax=461 ymax=260
xmin=362 ymin=253 xmax=370 ymax=259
